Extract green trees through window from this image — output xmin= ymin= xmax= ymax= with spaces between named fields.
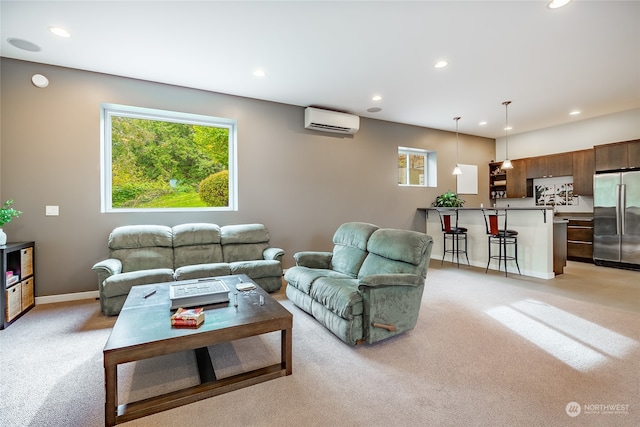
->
xmin=101 ymin=104 xmax=237 ymax=211
xmin=398 ymin=146 xmax=437 ymax=187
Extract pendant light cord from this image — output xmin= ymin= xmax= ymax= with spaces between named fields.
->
xmin=502 ymin=101 xmax=511 ymax=159
xmin=454 ymin=116 xmax=461 ymax=164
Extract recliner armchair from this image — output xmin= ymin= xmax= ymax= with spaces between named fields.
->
xmin=284 ymin=222 xmax=433 ymax=345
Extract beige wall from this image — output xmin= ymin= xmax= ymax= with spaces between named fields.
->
xmin=0 ymin=58 xmax=494 ymax=297
xmin=495 ymin=108 xmax=640 ymax=161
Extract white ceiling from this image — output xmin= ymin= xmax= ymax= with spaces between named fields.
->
xmin=1 ymin=1 xmax=639 ymax=139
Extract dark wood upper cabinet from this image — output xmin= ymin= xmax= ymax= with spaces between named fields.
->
xmin=489 ymin=144 xmax=627 ymax=200
xmin=506 ymin=159 xmax=527 ymax=198
xmin=547 ymin=152 xmax=573 ymax=177
xmin=526 ymin=156 xmax=548 ymax=179
xmin=526 ymin=152 xmax=572 ymax=178
xmin=572 ymin=149 xmax=594 ymax=196
xmin=595 ymin=139 xmax=640 ymax=171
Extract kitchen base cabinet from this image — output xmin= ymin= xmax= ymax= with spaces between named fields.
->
xmin=566 ymin=219 xmax=593 ymax=263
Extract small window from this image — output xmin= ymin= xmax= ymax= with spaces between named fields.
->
xmin=100 ymin=103 xmax=237 ymax=212
xmin=398 ymin=147 xmax=437 ymax=187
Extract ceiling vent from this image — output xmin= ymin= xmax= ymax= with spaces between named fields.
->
xmin=304 ymin=107 xmax=360 ymax=134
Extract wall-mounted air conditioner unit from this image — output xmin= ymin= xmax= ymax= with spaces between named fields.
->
xmin=304 ymin=107 xmax=360 ymax=134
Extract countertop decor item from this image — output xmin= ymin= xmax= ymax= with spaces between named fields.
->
xmin=433 ymin=191 xmax=465 ymax=208
xmin=0 ymin=199 xmax=22 ymax=245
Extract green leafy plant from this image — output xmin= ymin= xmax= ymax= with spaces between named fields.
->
xmin=432 ymin=191 xmax=465 ymax=207
xmin=0 ymin=199 xmax=22 ymax=227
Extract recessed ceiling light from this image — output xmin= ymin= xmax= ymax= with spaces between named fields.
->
xmin=434 ymin=60 xmax=448 ymax=69
xmin=7 ymin=38 xmax=41 ymax=52
xmin=479 ymin=121 xmax=488 ymax=126
xmin=49 ymin=27 xmax=71 ymax=38
xmin=504 ymin=126 xmax=513 ymax=131
xmin=253 ymin=69 xmax=265 ymax=77
xmin=371 ymin=95 xmax=382 ymax=102
xmin=31 ymin=74 xmax=49 ymax=88
xmin=570 ymin=110 xmax=581 ymax=116
xmin=547 ymin=0 xmax=572 ymax=9
xmin=367 ymin=107 xmax=382 ymax=113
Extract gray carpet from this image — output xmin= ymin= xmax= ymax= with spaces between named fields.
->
xmin=1 ymin=263 xmax=638 ymax=426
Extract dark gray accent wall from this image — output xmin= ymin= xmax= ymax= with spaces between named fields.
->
xmin=0 ymin=58 xmax=494 ymax=297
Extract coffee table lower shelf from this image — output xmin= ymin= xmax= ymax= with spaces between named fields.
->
xmin=114 ymin=359 xmax=287 ymax=424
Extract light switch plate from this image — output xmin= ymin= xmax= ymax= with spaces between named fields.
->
xmin=45 ymin=205 xmax=59 ymax=216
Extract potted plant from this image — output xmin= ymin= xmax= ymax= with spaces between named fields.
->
xmin=432 ymin=191 xmax=465 ymax=208
xmin=0 ymin=199 xmax=22 ymax=245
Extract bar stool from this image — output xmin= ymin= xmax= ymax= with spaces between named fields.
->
xmin=482 ymin=208 xmax=521 ymax=276
xmin=435 ymin=208 xmax=469 ymax=267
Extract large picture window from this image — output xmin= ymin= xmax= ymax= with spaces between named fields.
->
xmin=100 ymin=104 xmax=237 ymax=212
xmin=398 ymin=147 xmax=437 ymax=187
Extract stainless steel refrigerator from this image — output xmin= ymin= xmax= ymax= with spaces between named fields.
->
xmin=593 ymin=170 xmax=640 ymax=270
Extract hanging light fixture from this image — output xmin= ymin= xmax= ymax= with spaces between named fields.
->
xmin=452 ymin=116 xmax=462 ymax=175
xmin=501 ymin=101 xmax=513 ymax=170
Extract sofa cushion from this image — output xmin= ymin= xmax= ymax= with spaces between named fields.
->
xmin=309 ymin=277 xmax=363 ymax=319
xmin=229 ymin=260 xmax=282 ymax=278
xmin=174 ymin=263 xmax=231 ymax=281
xmin=109 ymin=225 xmax=174 ymax=272
xmin=285 ymin=266 xmax=352 ymax=294
xmin=111 ymin=247 xmax=174 ymax=273
xmin=102 ymin=268 xmax=174 ymax=298
xmin=223 ymin=242 xmax=270 ymax=263
xmin=173 ymin=244 xmax=224 ymax=269
xmin=329 ymin=222 xmax=379 ymax=277
xmin=173 ymin=223 xmax=224 ymax=269
xmin=221 ymin=223 xmax=269 ymax=244
xmin=359 ymin=229 xmax=432 ymax=279
xmin=221 ymin=224 xmax=271 ymax=262
xmin=109 ymin=225 xmax=173 ymax=249
xmin=172 ymin=223 xmax=221 ymax=246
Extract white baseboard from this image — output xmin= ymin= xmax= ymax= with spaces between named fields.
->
xmin=35 ymin=290 xmax=99 ymax=305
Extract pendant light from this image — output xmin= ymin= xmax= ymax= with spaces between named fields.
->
xmin=452 ymin=116 xmax=462 ymax=175
xmin=501 ymin=101 xmax=513 ymax=170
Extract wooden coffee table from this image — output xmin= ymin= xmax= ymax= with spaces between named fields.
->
xmin=103 ymin=274 xmax=292 ymax=426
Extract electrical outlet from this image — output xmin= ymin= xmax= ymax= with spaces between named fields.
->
xmin=45 ymin=205 xmax=59 ymax=216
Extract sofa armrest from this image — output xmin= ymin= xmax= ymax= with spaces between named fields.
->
xmin=92 ymin=258 xmax=122 ymax=278
xmin=358 ymin=276 xmax=425 ymax=344
xmin=358 ymin=273 xmax=423 ymax=289
xmin=293 ymin=251 xmax=333 ymax=268
xmin=263 ymin=247 xmax=285 ymax=262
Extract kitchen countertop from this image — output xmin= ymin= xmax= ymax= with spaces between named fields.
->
xmin=420 ymin=207 xmax=554 ymax=210
xmin=418 ymin=206 xmax=554 ymax=222
xmin=555 ymin=213 xmax=593 ymax=220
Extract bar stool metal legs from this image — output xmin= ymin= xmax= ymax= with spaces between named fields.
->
xmin=486 ymin=233 xmax=521 ymax=276
xmin=443 ymin=231 xmax=470 ymax=267
xmin=482 ymin=208 xmax=521 ymax=276
xmin=436 ymin=208 xmax=470 ymax=268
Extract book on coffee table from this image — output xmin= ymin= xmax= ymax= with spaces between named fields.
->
xmin=171 ymin=307 xmax=205 ymax=327
xmin=169 ymin=279 xmax=230 ymax=310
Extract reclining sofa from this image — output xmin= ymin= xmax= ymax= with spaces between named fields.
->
xmin=92 ymin=223 xmax=284 ymax=315
xmin=284 ymin=222 xmax=433 ymax=345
